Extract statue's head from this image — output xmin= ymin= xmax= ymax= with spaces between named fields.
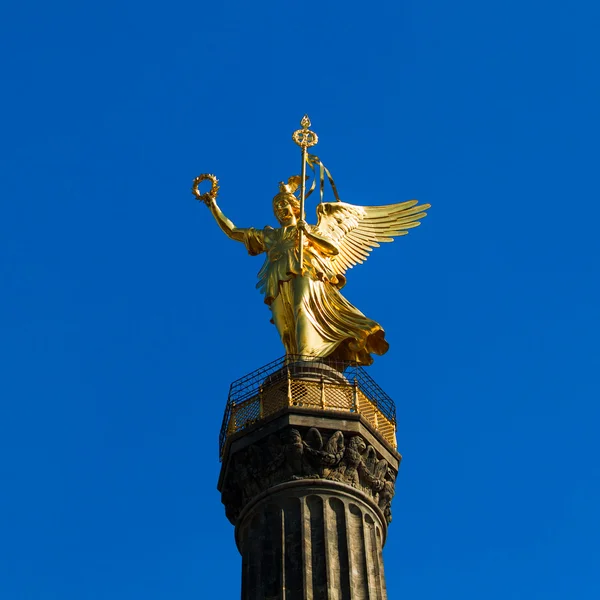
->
xmin=272 ymin=180 xmax=301 ymax=226
xmin=285 ymin=428 xmax=303 ymax=445
xmin=349 ymin=436 xmax=367 ymax=453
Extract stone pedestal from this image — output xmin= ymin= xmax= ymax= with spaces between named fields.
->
xmin=218 ymin=361 xmax=400 ymax=599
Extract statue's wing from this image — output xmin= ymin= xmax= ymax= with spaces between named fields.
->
xmin=313 ymin=200 xmax=430 ymax=276
xmin=287 ymin=175 xmax=302 ymax=193
xmin=304 ymin=427 xmax=323 ymax=451
xmin=362 ymin=446 xmax=379 ymax=475
xmin=373 ymin=458 xmax=389 ymax=481
xmin=324 ymin=431 xmax=345 ymax=455
xmin=286 ymin=175 xmax=309 ymax=194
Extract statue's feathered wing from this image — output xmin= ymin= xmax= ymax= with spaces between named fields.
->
xmin=313 ymin=200 xmax=431 ymax=276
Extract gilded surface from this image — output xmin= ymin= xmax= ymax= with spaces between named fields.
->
xmin=227 ymin=377 xmax=397 ymax=451
xmin=194 ymin=117 xmax=430 ymax=366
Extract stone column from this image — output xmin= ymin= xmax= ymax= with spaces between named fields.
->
xmin=218 ymin=409 xmax=400 ymax=600
xmin=237 ymin=480 xmax=388 ymax=600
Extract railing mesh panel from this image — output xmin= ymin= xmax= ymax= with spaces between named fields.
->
xmin=220 ymin=355 xmax=397 ymax=458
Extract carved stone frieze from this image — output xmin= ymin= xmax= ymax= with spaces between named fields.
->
xmin=221 ymin=426 xmax=397 ymax=525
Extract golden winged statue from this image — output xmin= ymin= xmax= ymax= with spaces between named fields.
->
xmin=197 ymin=173 xmax=430 ymax=366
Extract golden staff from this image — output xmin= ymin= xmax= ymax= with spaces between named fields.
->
xmin=292 ymin=115 xmax=319 ymax=274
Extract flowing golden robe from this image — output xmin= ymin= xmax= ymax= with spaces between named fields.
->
xmin=243 ymin=224 xmax=388 ymax=365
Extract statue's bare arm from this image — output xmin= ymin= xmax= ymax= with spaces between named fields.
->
xmin=208 ymin=198 xmax=247 ymax=243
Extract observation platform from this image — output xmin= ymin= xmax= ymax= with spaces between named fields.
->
xmin=219 ymin=354 xmax=397 ymax=458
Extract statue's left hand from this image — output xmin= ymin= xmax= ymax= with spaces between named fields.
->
xmin=297 ymin=220 xmax=307 ymax=231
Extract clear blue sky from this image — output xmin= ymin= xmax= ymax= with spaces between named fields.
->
xmin=1 ymin=1 xmax=599 ymax=598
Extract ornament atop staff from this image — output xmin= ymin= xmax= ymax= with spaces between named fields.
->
xmin=292 ymin=114 xmax=319 ymax=149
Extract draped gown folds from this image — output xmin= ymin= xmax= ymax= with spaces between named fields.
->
xmin=241 ymin=199 xmax=430 ymax=366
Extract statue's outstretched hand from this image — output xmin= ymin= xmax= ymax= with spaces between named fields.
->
xmin=192 ymin=174 xmax=219 ymax=207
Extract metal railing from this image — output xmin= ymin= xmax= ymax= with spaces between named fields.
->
xmin=219 ymin=355 xmax=397 ymax=458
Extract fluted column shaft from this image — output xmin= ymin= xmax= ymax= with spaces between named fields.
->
xmin=236 ymin=480 xmax=388 ymax=600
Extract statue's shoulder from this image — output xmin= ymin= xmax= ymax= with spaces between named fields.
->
xmin=246 ymin=225 xmax=274 ymax=236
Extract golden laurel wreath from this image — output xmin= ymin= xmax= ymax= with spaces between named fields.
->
xmin=192 ymin=173 xmax=219 ymax=205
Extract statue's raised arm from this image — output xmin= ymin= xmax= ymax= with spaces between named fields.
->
xmin=192 ymin=173 xmax=252 ymax=246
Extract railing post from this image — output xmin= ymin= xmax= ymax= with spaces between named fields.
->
xmin=320 ymin=375 xmax=326 ymax=409
xmin=287 ymin=368 xmax=293 ymax=405
xmin=353 ymin=378 xmax=358 ymax=413
xmin=230 ymin=401 xmax=237 ymax=432
xmin=259 ymin=387 xmax=263 ymax=418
